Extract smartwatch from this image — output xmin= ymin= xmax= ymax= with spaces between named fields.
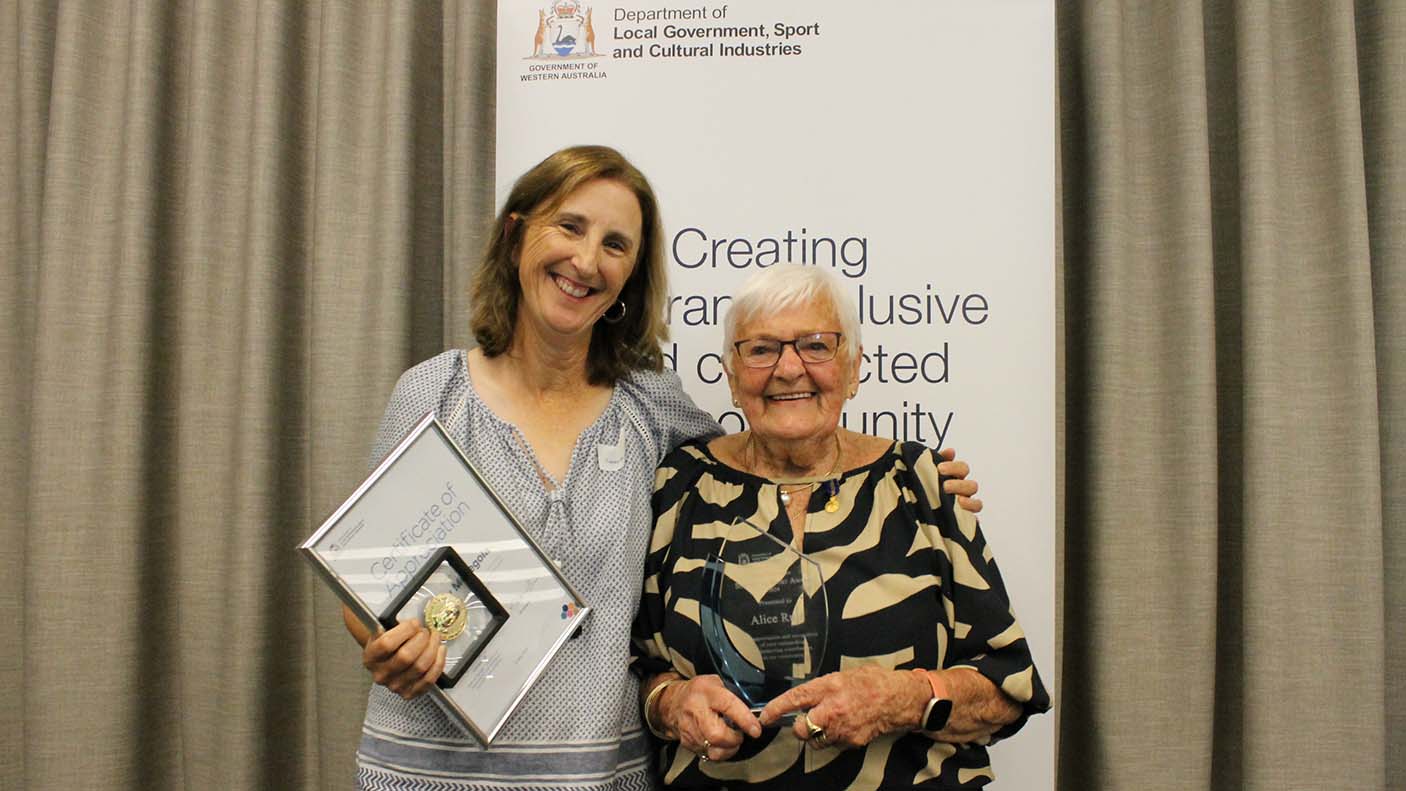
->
xmin=915 ymin=669 xmax=952 ymax=732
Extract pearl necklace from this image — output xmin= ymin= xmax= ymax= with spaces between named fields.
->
xmin=749 ymin=433 xmax=843 ymax=513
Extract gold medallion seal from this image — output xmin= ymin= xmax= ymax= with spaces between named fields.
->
xmin=424 ymin=593 xmax=468 ymax=641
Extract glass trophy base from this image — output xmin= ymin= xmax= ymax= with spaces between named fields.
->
xmin=703 ymin=516 xmax=830 ymax=721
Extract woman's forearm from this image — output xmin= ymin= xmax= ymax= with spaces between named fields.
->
xmin=929 ymin=667 xmax=1021 ymax=743
xmin=343 ymin=604 xmax=372 ymax=648
xmin=641 ymin=671 xmax=685 ymax=739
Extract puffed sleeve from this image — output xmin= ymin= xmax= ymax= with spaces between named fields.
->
xmin=907 ymin=446 xmax=1052 ymax=741
xmin=366 ymin=350 xmax=463 ymax=470
xmin=618 ymin=368 xmax=722 ymax=464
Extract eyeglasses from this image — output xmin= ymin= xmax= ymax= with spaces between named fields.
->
xmin=732 ymin=332 xmax=843 ymax=368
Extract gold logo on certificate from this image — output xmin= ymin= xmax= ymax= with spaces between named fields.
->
xmin=425 ymin=592 xmax=469 ymax=641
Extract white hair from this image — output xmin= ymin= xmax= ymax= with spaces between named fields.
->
xmin=721 ymin=265 xmax=861 ymax=373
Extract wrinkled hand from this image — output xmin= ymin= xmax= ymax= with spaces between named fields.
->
xmin=363 ymin=619 xmax=447 ymax=700
xmin=758 ymin=666 xmax=927 ymax=750
xmin=658 ymin=675 xmax=762 ymax=762
xmin=937 ymin=447 xmax=982 ymax=513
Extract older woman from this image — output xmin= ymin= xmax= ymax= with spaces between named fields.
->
xmin=634 ymin=265 xmax=1049 ymax=789
xmin=341 ymin=148 xmax=983 ymax=791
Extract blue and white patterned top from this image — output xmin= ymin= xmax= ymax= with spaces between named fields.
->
xmin=356 ymin=350 xmax=722 ymax=791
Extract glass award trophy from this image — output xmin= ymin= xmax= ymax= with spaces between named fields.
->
xmin=699 ymin=516 xmax=829 ymax=716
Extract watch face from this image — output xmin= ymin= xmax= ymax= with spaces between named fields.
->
xmin=924 ymin=698 xmax=954 ymax=732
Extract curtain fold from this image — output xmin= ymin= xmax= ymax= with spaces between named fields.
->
xmin=1356 ymin=5 xmax=1406 ymax=786
xmin=1059 ymin=2 xmax=1402 ymax=789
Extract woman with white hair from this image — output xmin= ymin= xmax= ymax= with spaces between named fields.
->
xmin=633 ymin=265 xmax=1049 ymax=789
xmin=344 ymin=149 xmax=984 ymax=791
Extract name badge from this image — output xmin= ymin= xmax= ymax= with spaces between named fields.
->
xmin=597 ymin=425 xmax=626 ymax=472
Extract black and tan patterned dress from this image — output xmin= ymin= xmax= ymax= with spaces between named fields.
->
xmin=632 ymin=438 xmax=1050 ymax=790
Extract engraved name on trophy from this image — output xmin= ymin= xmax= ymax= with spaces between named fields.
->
xmin=699 ymin=516 xmax=829 ymax=716
xmin=300 ymin=412 xmax=591 ymax=744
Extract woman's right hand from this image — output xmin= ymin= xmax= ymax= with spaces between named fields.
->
xmin=361 ymin=618 xmax=447 ymax=700
xmin=656 ymin=674 xmax=762 ymax=762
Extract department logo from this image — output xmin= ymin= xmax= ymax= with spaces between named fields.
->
xmin=561 ymin=602 xmax=579 ymax=619
xmin=530 ymin=1 xmax=600 ymax=59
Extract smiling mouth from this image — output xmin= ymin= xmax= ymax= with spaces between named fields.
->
xmin=553 ymin=274 xmax=594 ymax=299
xmin=767 ymin=392 xmax=815 ymax=402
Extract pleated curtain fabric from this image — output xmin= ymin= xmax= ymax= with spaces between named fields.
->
xmin=1 ymin=2 xmax=1402 ymax=790
xmin=2 ymin=3 xmax=495 ymax=789
xmin=1057 ymin=2 xmax=1404 ymax=790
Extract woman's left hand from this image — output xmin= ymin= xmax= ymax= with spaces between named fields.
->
xmin=757 ymin=666 xmax=929 ymax=750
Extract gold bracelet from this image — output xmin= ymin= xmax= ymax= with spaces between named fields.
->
xmin=643 ymin=677 xmax=687 ymax=740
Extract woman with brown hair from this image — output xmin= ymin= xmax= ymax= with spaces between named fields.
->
xmin=342 ymin=147 xmax=983 ymax=791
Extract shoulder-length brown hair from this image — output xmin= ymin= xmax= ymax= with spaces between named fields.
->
xmin=470 ymin=145 xmax=669 ymax=386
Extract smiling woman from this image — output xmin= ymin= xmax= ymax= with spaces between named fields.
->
xmin=342 ymin=150 xmax=984 ymax=791
xmin=342 ymin=146 xmax=730 ymax=791
xmin=470 ymin=145 xmax=672 ymax=387
xmin=511 ymin=178 xmax=643 ymax=345
xmin=632 ymin=265 xmax=1045 ymax=789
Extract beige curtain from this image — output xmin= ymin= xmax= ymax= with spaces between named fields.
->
xmin=1057 ymin=2 xmax=1403 ymax=790
xmin=2 ymin=2 xmax=494 ymax=788
xmin=3 ymin=2 xmax=1402 ymax=790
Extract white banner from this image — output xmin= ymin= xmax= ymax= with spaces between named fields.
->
xmin=497 ymin=2 xmax=1054 ymax=787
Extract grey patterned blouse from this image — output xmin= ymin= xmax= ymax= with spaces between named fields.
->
xmin=355 ymin=350 xmax=722 ymax=791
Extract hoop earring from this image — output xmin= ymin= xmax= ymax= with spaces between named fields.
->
xmin=601 ymin=300 xmax=627 ymax=324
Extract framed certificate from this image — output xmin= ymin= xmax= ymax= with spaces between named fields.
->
xmin=300 ymin=411 xmax=591 ymax=744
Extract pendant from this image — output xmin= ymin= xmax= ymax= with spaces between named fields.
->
xmin=825 ymin=496 xmax=839 ymax=513
xmin=780 ymin=491 xmax=791 ymax=505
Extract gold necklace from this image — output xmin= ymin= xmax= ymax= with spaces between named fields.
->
xmin=748 ymin=433 xmax=844 ymax=512
xmin=777 ymin=481 xmax=813 ymax=504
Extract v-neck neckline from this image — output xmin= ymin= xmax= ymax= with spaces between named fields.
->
xmin=460 ymin=351 xmax=621 ymax=495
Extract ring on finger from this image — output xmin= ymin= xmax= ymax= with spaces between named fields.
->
xmin=811 ymin=729 xmax=830 ymax=749
xmin=698 ymin=738 xmax=711 ymax=762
